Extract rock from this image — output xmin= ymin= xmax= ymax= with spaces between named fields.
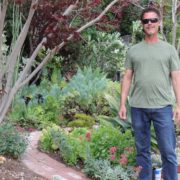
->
xmin=0 ymin=156 xmax=6 ymax=164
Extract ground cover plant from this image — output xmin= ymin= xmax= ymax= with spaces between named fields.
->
xmin=0 ymin=123 xmax=27 ymax=158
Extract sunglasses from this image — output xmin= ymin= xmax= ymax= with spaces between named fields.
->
xmin=142 ymin=18 xmax=159 ymax=24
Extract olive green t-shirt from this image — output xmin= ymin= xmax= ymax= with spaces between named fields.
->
xmin=125 ymin=40 xmax=180 ymax=108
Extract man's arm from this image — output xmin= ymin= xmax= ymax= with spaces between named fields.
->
xmin=171 ymin=70 xmax=180 ymax=124
xmin=119 ymin=69 xmax=133 ymax=120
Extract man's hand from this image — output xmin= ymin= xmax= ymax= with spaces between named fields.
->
xmin=171 ymin=71 xmax=180 ymax=124
xmin=173 ymin=105 xmax=180 ymax=125
xmin=118 ymin=105 xmax=127 ymax=120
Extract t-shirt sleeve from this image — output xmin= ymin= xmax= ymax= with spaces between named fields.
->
xmin=170 ymin=46 xmax=180 ymax=71
xmin=125 ymin=49 xmax=133 ymax=70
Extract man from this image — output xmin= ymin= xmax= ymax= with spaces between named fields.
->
xmin=119 ymin=7 xmax=180 ymax=180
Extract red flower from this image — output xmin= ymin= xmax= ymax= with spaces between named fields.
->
xmin=119 ymin=154 xmax=128 ymax=166
xmin=85 ymin=132 xmax=91 ymax=141
xmin=110 ymin=155 xmax=116 ymax=161
xmin=109 ymin=146 xmax=117 ymax=154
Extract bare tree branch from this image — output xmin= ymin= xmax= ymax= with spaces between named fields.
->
xmin=16 ymin=37 xmax=47 ymax=85
xmin=77 ymin=0 xmax=119 ymax=33
xmin=0 ymin=0 xmax=8 ymax=85
xmin=18 ymin=49 xmax=55 ymax=89
xmin=172 ymin=0 xmax=177 ymax=47
xmin=130 ymin=2 xmax=144 ymax=9
xmin=159 ymin=0 xmax=167 ymax=41
xmin=63 ymin=0 xmax=79 ymax=16
xmin=3 ymin=0 xmax=38 ymax=97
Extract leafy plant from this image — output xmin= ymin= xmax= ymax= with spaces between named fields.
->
xmin=39 ymin=124 xmax=63 ymax=152
xmin=39 ymin=125 xmax=89 ymax=165
xmin=8 ymin=80 xmax=65 ymax=129
xmin=0 ymin=123 xmax=27 ymax=158
xmin=40 ymin=125 xmax=79 ymax=165
xmin=98 ymin=93 xmax=132 ymax=132
xmin=69 ymin=127 xmax=88 ymax=138
xmin=68 ymin=113 xmax=96 ymax=128
xmin=175 ymin=123 xmax=180 ymax=136
xmin=62 ymin=67 xmax=108 ymax=115
xmin=58 ymin=135 xmax=79 ymax=165
xmin=90 ymin=122 xmax=136 ymax=163
xmin=84 ymin=157 xmax=139 ymax=180
xmin=78 ymin=31 xmax=127 ymax=78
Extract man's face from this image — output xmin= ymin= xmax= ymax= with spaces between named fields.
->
xmin=142 ymin=12 xmax=160 ymax=36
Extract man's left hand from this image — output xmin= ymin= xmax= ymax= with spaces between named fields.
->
xmin=173 ymin=105 xmax=180 ymax=124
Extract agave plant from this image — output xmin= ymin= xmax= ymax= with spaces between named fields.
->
xmin=98 ymin=93 xmax=131 ymax=132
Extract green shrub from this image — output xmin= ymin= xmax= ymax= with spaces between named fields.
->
xmin=39 ymin=125 xmax=87 ymax=165
xmin=39 ymin=125 xmax=89 ymax=165
xmin=0 ymin=123 xmax=27 ymax=158
xmin=77 ymin=31 xmax=127 ymax=78
xmin=62 ymin=92 xmax=81 ymax=119
xmin=39 ymin=124 xmax=63 ymax=151
xmin=69 ymin=127 xmax=88 ymax=138
xmin=84 ymin=158 xmax=139 ymax=180
xmin=176 ymin=124 xmax=180 ymax=135
xmin=68 ymin=120 xmax=86 ymax=127
xmin=90 ymin=123 xmax=136 ymax=165
xmin=68 ymin=113 xmax=96 ymax=128
xmin=59 ymin=135 xmax=78 ymax=165
xmin=33 ymin=96 xmax=61 ymax=128
xmin=62 ymin=67 xmax=108 ymax=115
xmin=8 ymin=79 xmax=65 ymax=129
xmin=13 ymin=94 xmax=63 ymax=129
xmin=95 ymin=81 xmax=121 ymax=116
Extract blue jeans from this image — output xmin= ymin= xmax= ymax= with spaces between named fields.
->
xmin=131 ymin=105 xmax=178 ymax=180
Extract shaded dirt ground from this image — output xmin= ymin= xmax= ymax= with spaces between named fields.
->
xmin=0 ymin=157 xmax=46 ymax=180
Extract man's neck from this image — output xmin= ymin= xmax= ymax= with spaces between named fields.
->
xmin=144 ymin=34 xmax=159 ymax=43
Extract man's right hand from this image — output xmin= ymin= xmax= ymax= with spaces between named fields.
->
xmin=118 ymin=105 xmax=127 ymax=120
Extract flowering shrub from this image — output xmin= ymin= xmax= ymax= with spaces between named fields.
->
xmin=109 ymin=146 xmax=136 ymax=167
xmin=89 ymin=123 xmax=136 ymax=163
